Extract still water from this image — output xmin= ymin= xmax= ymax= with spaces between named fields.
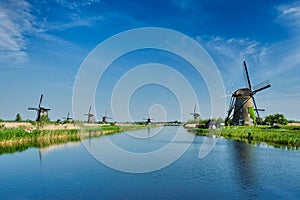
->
xmin=0 ymin=126 xmax=299 ymax=199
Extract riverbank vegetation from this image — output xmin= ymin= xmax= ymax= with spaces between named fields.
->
xmin=189 ymin=125 xmax=300 ymax=149
xmin=0 ymin=123 xmax=154 ymax=155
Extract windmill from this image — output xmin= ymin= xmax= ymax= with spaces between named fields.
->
xmin=143 ymin=113 xmax=153 ymax=125
xmin=190 ymin=104 xmax=200 ymax=120
xmin=28 ymin=94 xmax=51 ymax=122
xmin=84 ymin=106 xmax=95 ymax=123
xmin=62 ymin=112 xmax=72 ymax=122
xmin=102 ymin=110 xmax=112 ymax=123
xmin=225 ymin=61 xmax=271 ymax=126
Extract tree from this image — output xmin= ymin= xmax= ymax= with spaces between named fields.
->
xmin=264 ymin=113 xmax=288 ymax=125
xmin=15 ymin=113 xmax=22 ymax=122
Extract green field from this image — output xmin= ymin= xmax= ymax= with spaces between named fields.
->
xmin=189 ymin=126 xmax=300 ymax=149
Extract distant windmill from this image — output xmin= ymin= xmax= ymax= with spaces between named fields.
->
xmin=28 ymin=94 xmax=51 ymax=122
xmin=102 ymin=110 xmax=112 ymax=123
xmin=225 ymin=61 xmax=271 ymax=126
xmin=62 ymin=112 xmax=72 ymax=122
xmin=143 ymin=113 xmax=153 ymax=125
xmin=84 ymin=106 xmax=95 ymax=123
xmin=190 ymin=104 xmax=200 ymax=120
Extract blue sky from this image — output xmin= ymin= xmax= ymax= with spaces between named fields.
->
xmin=0 ymin=0 xmax=300 ymax=122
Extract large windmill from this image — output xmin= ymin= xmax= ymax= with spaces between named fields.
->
xmin=190 ymin=104 xmax=200 ymax=120
xmin=102 ymin=110 xmax=112 ymax=123
xmin=28 ymin=94 xmax=51 ymax=122
xmin=225 ymin=61 xmax=271 ymax=126
xmin=84 ymin=106 xmax=95 ymax=123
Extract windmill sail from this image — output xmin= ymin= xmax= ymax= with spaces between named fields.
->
xmin=243 ymin=61 xmax=252 ymax=90
xmin=252 ymin=80 xmax=271 ymax=94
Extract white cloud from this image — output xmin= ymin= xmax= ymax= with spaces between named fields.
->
xmin=55 ymin=0 xmax=101 ymax=20
xmin=258 ymin=37 xmax=300 ymax=77
xmin=0 ymin=0 xmax=104 ymax=64
xmin=198 ymin=36 xmax=264 ymax=63
xmin=45 ymin=15 xmax=104 ymax=31
xmin=0 ymin=0 xmax=36 ymax=63
xmin=197 ymin=35 xmax=267 ymax=90
xmin=276 ymin=1 xmax=300 ymax=28
xmin=56 ymin=0 xmax=101 ymax=10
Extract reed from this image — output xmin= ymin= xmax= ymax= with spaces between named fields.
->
xmin=0 ymin=124 xmax=158 ymax=155
xmin=0 ymin=126 xmax=121 ymax=155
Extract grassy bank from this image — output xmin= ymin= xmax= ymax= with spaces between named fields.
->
xmin=189 ymin=126 xmax=300 ymax=149
xmin=0 ymin=124 xmax=155 ymax=155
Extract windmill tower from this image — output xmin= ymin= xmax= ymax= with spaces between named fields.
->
xmin=84 ymin=106 xmax=95 ymax=123
xmin=62 ymin=112 xmax=72 ymax=122
xmin=225 ymin=61 xmax=271 ymax=126
xmin=28 ymin=94 xmax=51 ymax=122
xmin=190 ymin=104 xmax=200 ymax=120
xmin=102 ymin=110 xmax=112 ymax=123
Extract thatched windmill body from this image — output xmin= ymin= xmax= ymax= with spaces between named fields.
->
xmin=85 ymin=106 xmax=95 ymax=123
xmin=28 ymin=94 xmax=51 ymax=122
xmin=225 ymin=61 xmax=271 ymax=126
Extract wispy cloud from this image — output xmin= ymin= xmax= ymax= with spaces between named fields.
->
xmin=258 ymin=1 xmax=300 ymax=78
xmin=0 ymin=0 xmax=103 ymax=64
xmin=56 ymin=0 xmax=101 ymax=10
xmin=44 ymin=15 xmax=104 ymax=31
xmin=0 ymin=0 xmax=36 ymax=63
xmin=55 ymin=0 xmax=101 ymax=20
xmin=276 ymin=1 xmax=300 ymax=28
xmin=197 ymin=35 xmax=266 ymax=88
xmin=198 ymin=36 xmax=264 ymax=64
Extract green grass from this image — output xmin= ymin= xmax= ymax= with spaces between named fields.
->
xmin=0 ymin=126 xmax=118 ymax=154
xmin=190 ymin=126 xmax=300 ymax=149
xmin=0 ymin=128 xmax=78 ymax=141
xmin=0 ymin=128 xmax=81 ymax=155
xmin=0 ymin=124 xmax=156 ymax=155
xmin=0 ymin=136 xmax=81 ymax=155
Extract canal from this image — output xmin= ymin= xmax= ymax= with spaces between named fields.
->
xmin=0 ymin=126 xmax=299 ymax=199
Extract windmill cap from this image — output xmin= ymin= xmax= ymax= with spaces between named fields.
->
xmin=233 ymin=88 xmax=252 ymax=97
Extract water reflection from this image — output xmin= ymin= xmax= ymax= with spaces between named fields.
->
xmin=39 ymin=142 xmax=80 ymax=157
xmin=38 ymin=141 xmax=80 ymax=169
xmin=231 ymin=141 xmax=258 ymax=198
